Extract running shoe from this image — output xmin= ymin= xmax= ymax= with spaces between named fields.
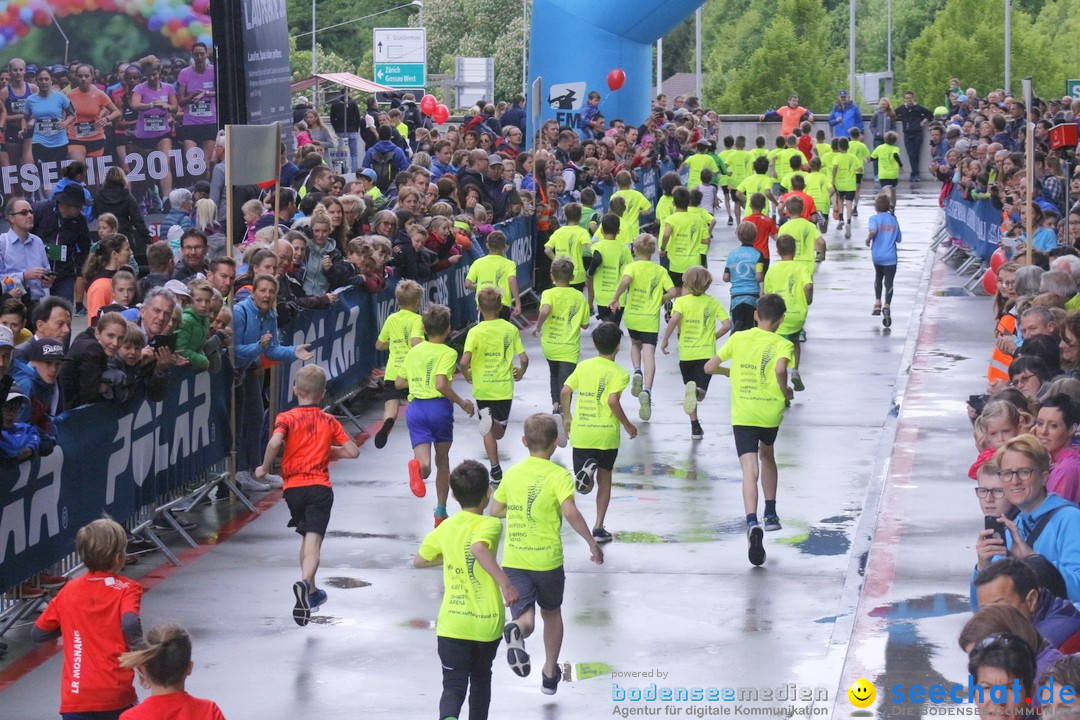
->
xmin=434 ymin=504 xmax=448 ymax=527
xmin=798 ymin=329 xmax=807 ymax=342
xmin=682 ymin=381 xmax=698 ymax=415
xmin=308 ymin=588 xmax=328 ymax=612
xmin=35 ymin=573 xmax=67 ymax=589
xmin=292 ymin=580 xmax=311 ymax=626
xmin=477 ymin=407 xmax=493 ymax=436
xmin=504 ymin=622 xmax=531 ymax=677
xmin=882 ymin=305 xmax=892 ymax=328
xmin=853 ymin=208 xmax=859 ymax=217
xmin=374 ymin=418 xmax=395 ymax=449
xmin=262 ymin=473 xmax=284 ymax=489
xmin=791 ymin=369 xmax=804 ymax=392
xmin=844 ymin=224 xmax=852 ymax=239
xmin=553 ymin=413 xmax=567 ymax=448
xmin=762 ymin=515 xmax=783 ymax=531
xmin=690 ymin=421 xmax=704 ymax=440
xmin=727 ymin=216 xmax=734 ymax=226
xmin=638 ymin=390 xmax=652 ymax=421
xmin=408 ymin=458 xmax=426 ymax=497
xmin=631 ymin=372 xmax=643 ymax=398
xmin=542 ymin=665 xmax=563 ymax=695
xmin=575 ymin=459 xmax=597 ymax=494
xmin=74 ymin=305 xmax=87 ymax=318
xmin=747 ymin=524 xmax=766 ymax=566
xmin=489 ymin=464 xmax=503 ymax=487
xmin=871 ymin=303 xmax=881 ymax=316
xmin=592 ymin=527 xmax=613 ymax=544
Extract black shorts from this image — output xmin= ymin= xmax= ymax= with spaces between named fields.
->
xmin=68 ymin=138 xmax=106 ymax=157
xmin=721 ymin=186 xmax=732 ymax=197
xmin=596 ymin=306 xmax=624 ymax=325
xmin=4 ymin=124 xmax=21 ymax=145
xmin=506 ymin=566 xmax=565 ymax=618
xmin=179 ymin=123 xmax=218 ymax=144
xmin=283 ymin=484 xmax=334 ymax=536
xmin=477 ymin=399 xmax=511 ymax=425
xmin=732 ymin=425 xmax=780 ymax=457
xmin=880 ymin=178 xmax=898 ymax=187
xmin=628 ymin=328 xmax=658 ymax=346
xmin=570 ymin=282 xmax=585 ymax=294
xmin=573 ymin=447 xmax=619 ymax=473
xmin=837 ymin=190 xmax=856 ymax=201
xmin=731 ymin=302 xmax=757 ymax=333
xmin=668 ymin=270 xmax=683 ymax=288
xmin=759 ymin=257 xmax=770 ymax=274
xmin=679 ymin=359 xmax=712 ymax=391
xmin=32 ymin=143 xmax=68 ymax=166
xmin=131 ymin=133 xmax=171 ymax=150
xmin=382 ymin=378 xmax=408 ymax=402
xmin=854 ymin=173 xmax=864 ymax=186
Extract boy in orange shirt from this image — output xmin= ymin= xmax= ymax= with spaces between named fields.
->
xmin=33 ymin=519 xmax=143 ymax=719
xmin=743 ymin=193 xmax=779 ymax=274
xmin=257 ymin=364 xmax=360 ymax=626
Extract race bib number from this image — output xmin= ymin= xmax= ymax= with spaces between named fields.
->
xmin=190 ymin=100 xmax=212 ymax=118
xmin=9 ymin=99 xmax=25 ymax=115
xmin=143 ymin=114 xmax=166 ymax=133
xmin=36 ymin=118 xmax=59 ymax=136
xmin=75 ymin=121 xmax=96 ymax=139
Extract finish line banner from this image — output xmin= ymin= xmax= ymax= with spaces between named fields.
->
xmin=0 ymin=368 xmax=229 ymax=590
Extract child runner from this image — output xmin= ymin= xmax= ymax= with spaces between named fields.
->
xmin=660 ymin=267 xmax=732 ymax=439
xmin=461 ymin=287 xmax=528 ymax=486
xmin=866 ymin=192 xmax=902 ymax=327
xmin=578 ymin=187 xmax=601 ymax=235
xmin=257 ymin=365 xmax=360 ymax=625
xmin=561 ymin=322 xmax=638 ymax=541
xmin=373 ymin=279 xmax=425 ymax=450
xmin=610 ymin=171 xmax=652 ymax=244
xmin=848 ymin=127 xmax=871 ymax=213
xmin=726 ymin=136 xmax=752 ymax=224
xmin=492 ymin=414 xmax=605 ymax=694
xmin=831 ymin=137 xmax=861 ymax=238
xmin=870 ymin=131 xmax=903 ymax=210
xmin=33 ymin=519 xmax=142 ymax=720
xmin=543 ymin=203 xmax=591 ymax=296
xmin=725 ymin=223 xmax=765 ymax=332
xmin=466 ymin=230 xmax=522 ymax=320
xmin=781 ymin=196 xmax=826 ymax=280
xmin=735 ymin=157 xmax=776 ymax=219
xmin=533 ymin=257 xmax=589 ymax=425
xmin=609 ymin=234 xmax=677 ymax=421
xmin=660 ymin=187 xmax=705 ymax=298
xmin=414 ymin=459 xmax=518 ymax=720
xmin=763 ymin=235 xmax=814 ymax=391
xmin=705 ymin=294 xmax=795 ymax=567
xmin=588 ymin=213 xmax=632 ymax=325
xmin=689 ymin=187 xmax=716 ymax=268
xmin=398 ymin=305 xmax=477 ymax=524
xmin=117 ymin=624 xmax=226 ymax=720
xmin=743 ymin=193 xmax=779 ymax=274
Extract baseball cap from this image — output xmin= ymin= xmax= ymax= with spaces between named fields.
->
xmin=0 ymin=326 xmax=13 ymax=349
xmin=487 ymin=154 xmax=504 ymax=166
xmin=955 ymin=139 xmax=972 ymax=154
xmin=4 ymin=389 xmax=27 ymax=405
xmin=27 ymin=338 xmax=66 ymax=362
xmin=359 ymin=168 xmax=377 ymax=182
xmin=934 ymin=106 xmax=949 ymax=117
xmin=164 ymin=279 xmax=192 ymax=299
xmin=838 ymin=90 xmax=849 ymax=98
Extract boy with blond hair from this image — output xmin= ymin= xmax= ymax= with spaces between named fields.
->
xmin=374 ymin=279 xmax=425 ymax=449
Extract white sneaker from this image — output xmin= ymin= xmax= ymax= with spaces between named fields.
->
xmin=477 ymin=407 xmax=493 ymax=436
xmin=235 ymin=471 xmax=271 ymax=491
xmin=263 ymin=473 xmax=284 ymax=489
xmin=553 ymin=413 xmax=568 ymax=448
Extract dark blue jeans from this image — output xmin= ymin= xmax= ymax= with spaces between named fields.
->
xmin=903 ymin=132 xmax=924 ymax=179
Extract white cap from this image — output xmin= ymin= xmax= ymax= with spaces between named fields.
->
xmin=164 ymin=279 xmax=192 ymax=298
xmin=0 ymin=325 xmax=13 ymax=349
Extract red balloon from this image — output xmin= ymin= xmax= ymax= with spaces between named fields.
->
xmin=433 ymin=104 xmax=449 ymax=124
xmin=607 ymin=68 xmax=626 ymax=92
xmin=420 ymin=94 xmax=437 ymax=115
xmin=990 ymin=247 xmax=1007 ymax=274
xmin=982 ymin=269 xmax=998 ymax=296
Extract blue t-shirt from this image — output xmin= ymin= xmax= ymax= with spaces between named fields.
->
xmin=26 ymin=92 xmax=73 ymax=148
xmin=1031 ymin=227 xmax=1058 ymax=253
xmin=725 ymin=245 xmax=762 ymax=308
xmin=869 ymin=211 xmax=902 ymax=266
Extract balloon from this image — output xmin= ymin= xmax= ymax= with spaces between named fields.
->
xmin=990 ymin=247 xmax=1007 ymax=274
xmin=982 ymin=269 xmax=998 ymax=296
xmin=433 ymin=104 xmax=449 ymax=124
xmin=420 ymin=94 xmax=437 ymax=115
xmin=192 ymin=0 xmax=209 ymax=13
xmin=607 ymin=68 xmax=625 ymax=91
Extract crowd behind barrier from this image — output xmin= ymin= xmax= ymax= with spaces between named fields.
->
xmin=943 ymin=186 xmax=1005 ymax=265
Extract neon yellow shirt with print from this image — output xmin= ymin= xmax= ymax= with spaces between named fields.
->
xmin=590 ymin=237 xmax=632 ymax=307
xmin=816 ymin=142 xmax=831 ymax=160
xmin=565 ymin=356 xmax=630 ymax=450
xmin=661 ymin=211 xmax=704 ymax=274
xmin=690 ymin=206 xmax=714 ymax=256
xmin=466 ymin=254 xmax=517 ymax=307
xmin=749 ymin=147 xmax=770 ymax=163
xmin=685 ymin=153 xmax=719 ymax=190
xmin=493 ymin=456 xmax=574 ymax=571
xmin=463 ymin=319 xmax=524 ymax=400
xmin=655 ymin=194 xmax=674 ymax=225
xmin=621 ymin=260 xmax=674 ymax=333
xmin=417 ymin=511 xmax=504 ymax=641
xmin=849 ymin=140 xmax=871 ymax=171
xmin=780 ymin=216 xmax=821 ymax=273
xmin=672 ymin=293 xmax=729 ymax=361
xmin=803 ymin=171 xmax=833 ymax=214
xmin=871 ymin=143 xmax=902 ymax=181
xmin=377 ymin=308 xmax=424 ymax=382
xmin=776 ymin=148 xmax=803 ymax=183
xmin=402 ymin=341 xmax=458 ymax=401
xmin=539 ymin=286 xmax=589 ymax=363
xmin=726 ymin=149 xmax=752 ymax=188
xmin=717 ymin=326 xmax=794 ymax=428
xmin=767 ymin=148 xmax=785 ymax=177
xmin=737 ymin=174 xmax=773 ymax=202
xmin=718 ymin=149 xmax=736 ymax=186
xmin=611 ymin=188 xmax=652 ymax=242
xmin=544 ymin=224 xmax=590 ymax=284
xmin=763 ymin=259 xmax=813 ymax=335
xmin=832 ymin=152 xmax=861 ymax=192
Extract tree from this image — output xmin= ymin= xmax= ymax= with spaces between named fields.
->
xmin=289 ymin=37 xmax=358 ymax=82
xmin=423 ymin=0 xmax=526 ymax=104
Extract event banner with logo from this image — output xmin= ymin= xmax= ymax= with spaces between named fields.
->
xmin=943 ymin=188 xmax=1002 ymax=262
xmin=0 ymin=368 xmax=229 ymax=590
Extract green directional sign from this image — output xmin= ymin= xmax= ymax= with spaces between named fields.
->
xmin=1068 ymin=80 xmax=1080 ymax=100
xmin=375 ymin=63 xmax=426 ymax=89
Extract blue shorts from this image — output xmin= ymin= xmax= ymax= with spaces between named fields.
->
xmin=406 ymin=397 xmax=454 ymax=446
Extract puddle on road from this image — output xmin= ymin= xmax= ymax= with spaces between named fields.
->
xmin=868 ymin=593 xmax=969 ymax=619
xmin=401 ymin=618 xmax=436 ymax=630
xmin=323 ymin=577 xmax=372 ymax=589
xmin=574 ymin=608 xmax=612 ymax=627
xmin=776 ymin=527 xmax=851 ymax=556
xmin=308 ymin=615 xmax=364 ymax=627
xmin=932 ymin=287 xmax=975 ymax=296
xmin=613 ymin=461 xmax=732 ymax=487
xmin=325 ymin=531 xmax=412 ymax=541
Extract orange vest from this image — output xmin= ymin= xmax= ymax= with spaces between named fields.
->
xmin=988 ymin=313 xmax=1015 ymax=383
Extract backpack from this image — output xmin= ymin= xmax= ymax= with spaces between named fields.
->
xmin=371 ymin=149 xmax=396 ymax=192
xmin=401 ymin=102 xmax=422 ymax=138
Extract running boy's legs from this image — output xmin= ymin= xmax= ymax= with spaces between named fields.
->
xmin=641 ymin=342 xmax=656 ymax=391
xmin=438 ymin=637 xmax=500 ymax=720
xmin=299 ymin=531 xmax=324 ymax=590
xmin=630 ymin=338 xmax=643 ymax=377
xmin=414 ymin=442 xmax=433 ymax=479
xmin=434 ymin=441 xmax=452 ymax=508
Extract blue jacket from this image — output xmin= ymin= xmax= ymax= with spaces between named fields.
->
xmin=11 ymin=358 xmax=58 ymax=430
xmin=1032 ymin=589 xmax=1080 ymax=648
xmin=51 ymin=179 xmax=94 ymax=222
xmin=431 ymin=158 xmax=452 ymax=182
xmin=362 ymin=140 xmax=409 ymax=173
xmin=499 ymin=105 xmax=526 ymax=133
xmin=1010 ymin=494 xmax=1080 ymax=602
xmin=232 ymin=297 xmax=298 ymax=368
xmin=829 ymin=102 xmax=863 ymax=138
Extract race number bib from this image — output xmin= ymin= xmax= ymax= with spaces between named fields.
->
xmin=190 ymin=100 xmax=212 ymax=118
xmin=75 ymin=121 xmax=96 ymax=139
xmin=9 ymin=99 xmax=25 ymax=115
xmin=143 ymin=114 xmax=166 ymax=133
xmin=36 ymin=118 xmax=59 ymax=136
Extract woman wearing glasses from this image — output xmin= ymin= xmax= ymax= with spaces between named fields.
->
xmin=986 ymin=435 xmax=1080 ymax=602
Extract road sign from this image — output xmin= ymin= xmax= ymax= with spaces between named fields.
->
xmin=1068 ymin=80 xmax=1080 ymax=100
xmin=374 ymin=63 xmax=426 ymax=88
xmin=373 ymin=27 xmax=426 ymax=90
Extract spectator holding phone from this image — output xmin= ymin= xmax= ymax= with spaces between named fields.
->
xmin=0 ymin=197 xmax=51 ymax=302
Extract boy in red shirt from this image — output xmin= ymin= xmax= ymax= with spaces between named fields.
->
xmin=33 ymin=518 xmax=143 ymax=720
xmin=743 ymin=192 xmax=779 ymax=274
xmin=256 ymin=364 xmax=360 ymax=626
xmin=119 ymin=623 xmax=226 ymax=720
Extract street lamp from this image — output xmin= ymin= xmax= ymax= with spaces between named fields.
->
xmin=1004 ymin=0 xmax=1011 ymax=93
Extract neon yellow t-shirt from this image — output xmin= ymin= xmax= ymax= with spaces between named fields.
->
xmin=621 ymin=260 xmax=674 ymax=333
xmin=717 ymin=326 xmax=794 ymax=428
xmin=832 ymin=153 xmax=861 ymax=192
xmin=776 ymin=148 xmax=803 ymax=182
xmin=749 ymin=147 xmax=770 ymax=162
xmin=466 ymin=254 xmax=517 ymax=307
xmin=377 ymin=308 xmax=423 ymax=382
xmin=565 ymin=356 xmax=629 ymax=450
xmin=611 ymin=188 xmax=652 ymax=242
xmin=539 ymin=286 xmax=589 ymax=363
xmin=545 ymin=225 xmax=590 ymax=284
xmin=418 ymin=511 xmax=505 ymax=641
xmin=779 ymin=216 xmax=820 ymax=272
xmin=672 ymin=293 xmax=729 ymax=361
xmin=655 ymin=195 xmax=674 ymax=225
xmin=803 ymin=171 xmax=832 ymax=214
xmin=661 ymin=211 xmax=704 ymax=274
xmin=690 ymin=206 xmax=714 ymax=255
xmin=767 ymin=148 xmax=785 ymax=177
xmin=685 ymin=153 xmax=720 ymax=190
xmin=493 ymin=456 xmax=575 ymax=571
xmin=395 ymin=122 xmax=410 ymax=140
xmin=737 ymin=174 xmax=773 ymax=202
xmin=816 ymin=142 xmax=831 ymax=159
xmin=590 ymin=237 xmax=632 ymax=307
xmin=463 ymin=319 xmax=524 ymax=400
xmin=849 ymin=140 xmax=871 ymax=170
xmin=726 ymin=149 xmax=752 ymax=188
xmin=717 ymin=149 xmax=735 ymax=186
xmin=402 ymin=341 xmax=458 ymax=401
xmin=870 ymin=143 xmax=902 ymax=180
xmin=763 ymin=260 xmax=813 ymax=334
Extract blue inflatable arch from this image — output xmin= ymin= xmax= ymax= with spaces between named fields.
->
xmin=527 ymin=0 xmax=706 ymax=143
